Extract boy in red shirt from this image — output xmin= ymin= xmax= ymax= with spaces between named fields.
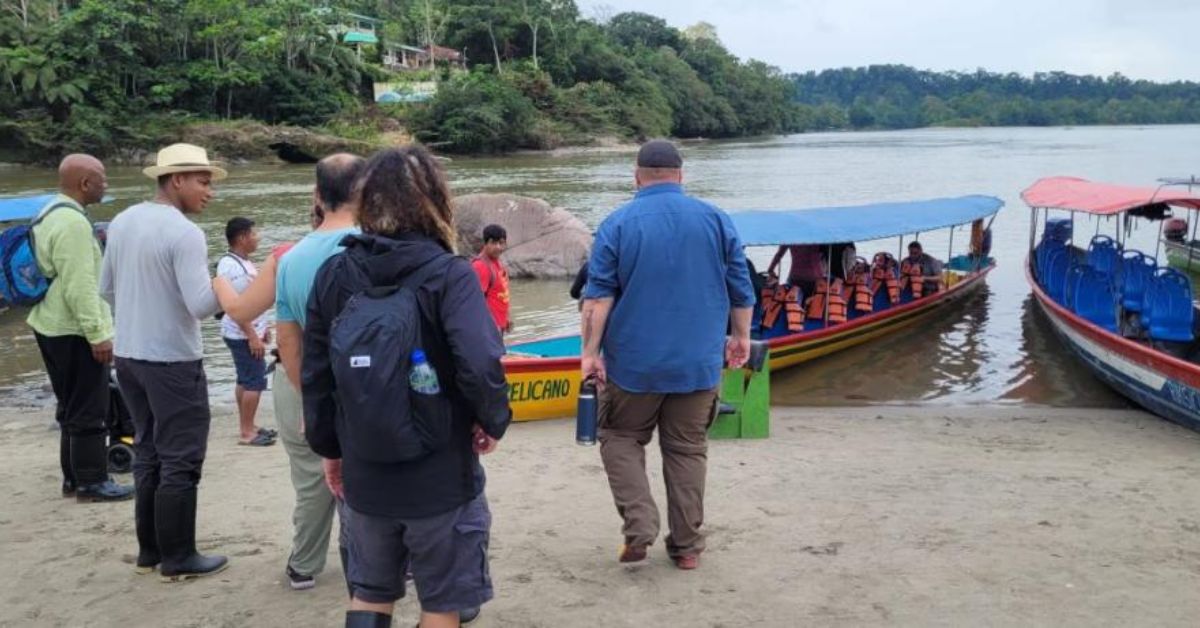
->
xmin=471 ymin=224 xmax=512 ymax=334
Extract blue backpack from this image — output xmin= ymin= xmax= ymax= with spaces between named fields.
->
xmin=0 ymin=203 xmax=84 ymax=307
xmin=329 ymin=254 xmax=454 ymax=464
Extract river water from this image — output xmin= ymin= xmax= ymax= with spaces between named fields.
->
xmin=3 ymin=125 xmax=1195 ymax=410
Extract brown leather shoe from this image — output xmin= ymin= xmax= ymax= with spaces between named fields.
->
xmin=672 ymin=554 xmax=699 ymax=570
xmin=618 ymin=543 xmax=648 ymax=563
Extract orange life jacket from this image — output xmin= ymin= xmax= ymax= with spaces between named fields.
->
xmin=870 ymin=253 xmax=901 ymax=305
xmin=900 ymin=258 xmax=925 ymax=299
xmin=760 ymin=280 xmax=805 ymax=332
xmin=846 ymin=259 xmax=873 ymax=313
xmin=805 ymin=278 xmax=848 ymax=324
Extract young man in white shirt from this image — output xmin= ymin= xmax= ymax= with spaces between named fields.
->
xmin=217 ymin=217 xmax=275 ymax=447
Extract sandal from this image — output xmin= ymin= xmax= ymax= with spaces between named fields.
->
xmin=239 ymin=432 xmax=276 ymax=447
xmin=257 ymin=427 xmax=278 ymax=438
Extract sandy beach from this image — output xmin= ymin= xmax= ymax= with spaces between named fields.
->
xmin=1 ymin=401 xmax=1198 ymax=628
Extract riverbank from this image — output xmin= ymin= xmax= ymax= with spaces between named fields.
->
xmin=0 ymin=114 xmax=642 ymax=167
xmin=1 ymin=402 xmax=1197 ymax=627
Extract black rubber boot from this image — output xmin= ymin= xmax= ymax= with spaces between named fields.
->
xmin=156 ymin=488 xmax=228 ymax=582
xmin=59 ymin=430 xmax=74 ymax=495
xmin=72 ymin=434 xmax=133 ymax=503
xmin=345 ymin=610 xmax=392 ymax=627
xmin=134 ymin=479 xmax=160 ymax=573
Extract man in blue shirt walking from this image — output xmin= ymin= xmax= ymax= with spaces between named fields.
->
xmin=582 ymin=140 xmax=755 ymax=570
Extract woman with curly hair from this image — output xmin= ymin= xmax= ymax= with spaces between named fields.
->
xmin=302 ymin=146 xmax=511 ymax=628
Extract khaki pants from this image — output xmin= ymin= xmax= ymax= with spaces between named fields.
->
xmin=598 ymin=383 xmax=718 ymax=557
xmin=274 ymin=365 xmax=338 ymax=576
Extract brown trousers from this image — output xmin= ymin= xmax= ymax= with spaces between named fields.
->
xmin=598 ymin=383 xmax=718 ymax=557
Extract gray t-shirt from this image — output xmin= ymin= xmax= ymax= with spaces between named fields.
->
xmin=100 ymin=201 xmax=220 ymax=362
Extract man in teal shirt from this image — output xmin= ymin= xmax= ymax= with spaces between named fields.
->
xmin=273 ymin=154 xmax=362 ymax=590
xmin=29 ymin=154 xmax=133 ymax=503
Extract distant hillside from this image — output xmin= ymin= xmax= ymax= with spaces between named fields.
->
xmin=789 ymin=65 xmax=1200 ymax=130
xmin=0 ymin=2 xmax=801 ymax=160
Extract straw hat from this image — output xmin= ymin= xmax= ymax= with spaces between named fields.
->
xmin=142 ymin=143 xmax=228 ymax=181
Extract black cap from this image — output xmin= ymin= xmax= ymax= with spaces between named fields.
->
xmin=636 ymin=139 xmax=683 ymax=169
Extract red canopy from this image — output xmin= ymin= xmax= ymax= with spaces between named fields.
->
xmin=1021 ymin=176 xmax=1200 ymax=214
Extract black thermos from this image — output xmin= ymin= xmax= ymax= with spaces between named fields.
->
xmin=576 ymin=378 xmax=598 ymax=446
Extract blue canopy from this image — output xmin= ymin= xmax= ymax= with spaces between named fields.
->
xmin=730 ymin=195 xmax=1004 ymax=246
xmin=0 ymin=194 xmax=116 ymax=223
xmin=0 ymin=194 xmax=56 ymax=222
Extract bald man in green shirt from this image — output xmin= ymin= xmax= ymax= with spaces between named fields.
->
xmin=28 ymin=154 xmax=133 ymax=503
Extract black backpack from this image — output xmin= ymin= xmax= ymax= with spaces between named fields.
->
xmin=329 ymin=255 xmax=453 ymax=464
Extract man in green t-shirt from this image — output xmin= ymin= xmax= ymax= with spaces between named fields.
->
xmin=28 ymin=154 xmax=133 ymax=503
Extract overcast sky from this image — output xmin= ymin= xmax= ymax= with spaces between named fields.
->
xmin=582 ymin=0 xmax=1200 ymax=82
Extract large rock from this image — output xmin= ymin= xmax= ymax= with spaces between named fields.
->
xmin=453 ymin=193 xmax=591 ymax=278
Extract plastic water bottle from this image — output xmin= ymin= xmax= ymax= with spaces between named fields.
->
xmin=409 ymin=349 xmax=440 ymax=395
xmin=576 ymin=378 xmax=598 ymax=446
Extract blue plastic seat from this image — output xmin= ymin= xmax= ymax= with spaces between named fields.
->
xmin=1073 ymin=267 xmax=1119 ymax=332
xmin=1087 ymin=235 xmax=1121 ymax=276
xmin=1146 ymin=269 xmax=1195 ymax=343
xmin=1119 ymin=250 xmax=1156 ymax=313
xmin=1045 ymin=248 xmax=1070 ymax=301
xmin=1036 ymin=239 xmax=1065 ymax=279
xmin=1044 ymin=218 xmax=1073 ymax=243
xmin=1063 ymin=261 xmax=1088 ymax=310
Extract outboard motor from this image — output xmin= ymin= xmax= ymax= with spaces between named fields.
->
xmin=1164 ymin=217 xmax=1188 ymax=243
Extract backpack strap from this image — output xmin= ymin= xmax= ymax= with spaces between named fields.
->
xmin=217 ymin=252 xmax=252 ymax=279
xmin=32 ymin=202 xmax=87 ymax=226
xmin=27 ymin=202 xmax=90 ymax=280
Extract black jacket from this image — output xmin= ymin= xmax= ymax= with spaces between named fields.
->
xmin=302 ymin=232 xmax=511 ymax=518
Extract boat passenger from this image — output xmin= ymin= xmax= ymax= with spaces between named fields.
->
xmin=829 ymin=242 xmax=856 ymax=280
xmin=760 ymin=277 xmax=804 ymax=334
xmin=767 ymin=244 xmax=826 ymax=296
xmin=870 ymin=252 xmax=901 ymax=306
xmin=900 ymin=241 xmax=945 ymax=298
xmin=804 ymin=278 xmax=848 ymax=324
xmin=845 ymin=258 xmax=874 ymax=315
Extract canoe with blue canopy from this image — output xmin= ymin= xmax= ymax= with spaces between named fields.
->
xmin=503 ymin=194 xmax=1001 ymax=422
xmin=0 ymin=194 xmax=57 ymax=223
xmin=0 ymin=193 xmax=116 ymax=223
xmin=729 ymin=195 xmax=1004 ymax=246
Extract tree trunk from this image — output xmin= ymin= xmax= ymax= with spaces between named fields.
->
xmin=531 ymin=23 xmax=539 ymax=71
xmin=487 ymin=22 xmax=502 ymax=74
xmin=226 ymin=88 xmax=232 ymax=119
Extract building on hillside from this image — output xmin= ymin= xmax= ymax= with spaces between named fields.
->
xmin=383 ymin=45 xmax=429 ymax=70
xmin=427 ymin=45 xmax=466 ymax=67
xmin=383 ymin=43 xmax=467 ymax=71
xmin=334 ymin=12 xmax=382 ymax=58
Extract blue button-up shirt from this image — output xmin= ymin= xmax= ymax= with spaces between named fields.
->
xmin=585 ymin=183 xmax=755 ymax=393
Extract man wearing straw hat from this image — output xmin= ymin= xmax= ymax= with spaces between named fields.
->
xmin=100 ymin=143 xmax=229 ymax=582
